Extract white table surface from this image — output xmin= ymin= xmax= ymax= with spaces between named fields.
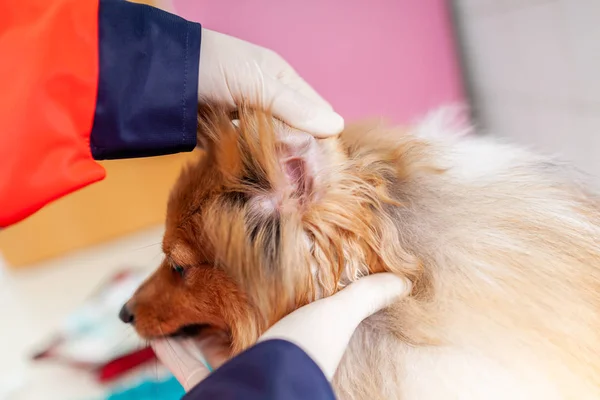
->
xmin=0 ymin=227 xmax=166 ymax=400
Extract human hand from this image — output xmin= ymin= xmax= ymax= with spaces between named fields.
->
xmin=151 ymin=330 xmax=229 ymax=392
xmin=258 ymin=273 xmax=412 ymax=380
xmin=197 ymin=28 xmax=344 ymax=138
xmin=153 ymin=273 xmax=411 ymax=390
xmin=152 ymin=1 xmax=342 ymax=137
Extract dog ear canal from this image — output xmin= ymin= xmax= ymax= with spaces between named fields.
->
xmin=275 ymin=128 xmax=316 ymax=204
xmin=282 ymin=156 xmax=313 ymax=201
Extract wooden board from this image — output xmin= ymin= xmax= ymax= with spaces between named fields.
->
xmin=0 ymin=151 xmax=198 ymax=267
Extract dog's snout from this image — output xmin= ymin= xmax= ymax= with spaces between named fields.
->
xmin=119 ymin=303 xmax=135 ymax=324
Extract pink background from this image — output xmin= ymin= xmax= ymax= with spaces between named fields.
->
xmin=174 ymin=0 xmax=464 ymax=124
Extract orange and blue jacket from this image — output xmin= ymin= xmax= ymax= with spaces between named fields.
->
xmin=0 ymin=0 xmax=201 ymax=227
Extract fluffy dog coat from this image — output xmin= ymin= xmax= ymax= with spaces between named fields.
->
xmin=127 ymin=106 xmax=600 ymax=399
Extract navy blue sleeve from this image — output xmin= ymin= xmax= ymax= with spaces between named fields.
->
xmin=184 ymin=339 xmax=336 ymax=400
xmin=91 ymin=0 xmax=200 ymax=160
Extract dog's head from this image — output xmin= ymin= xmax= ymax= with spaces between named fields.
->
xmin=122 ymin=106 xmax=419 ymax=353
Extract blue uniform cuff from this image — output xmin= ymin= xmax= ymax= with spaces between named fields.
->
xmin=91 ymin=0 xmax=200 ymax=160
xmin=184 ymin=339 xmax=335 ymax=400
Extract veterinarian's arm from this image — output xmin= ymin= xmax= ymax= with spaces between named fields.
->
xmin=0 ymin=0 xmax=342 ymax=228
xmin=154 ymin=273 xmax=411 ymax=399
xmin=0 ymin=0 xmax=200 ymax=227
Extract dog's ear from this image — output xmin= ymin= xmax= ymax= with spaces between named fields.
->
xmin=275 ymin=127 xmax=317 ymax=204
xmin=196 ymin=105 xmax=324 ymax=209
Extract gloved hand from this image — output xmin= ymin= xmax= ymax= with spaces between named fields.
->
xmin=153 ymin=0 xmax=344 ymax=138
xmin=152 ymin=330 xmax=230 ymax=392
xmin=152 ymin=273 xmax=412 ymax=391
xmin=197 ymin=28 xmax=344 ymax=137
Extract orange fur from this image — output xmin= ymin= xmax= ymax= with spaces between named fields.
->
xmin=126 ymin=105 xmax=600 ymax=399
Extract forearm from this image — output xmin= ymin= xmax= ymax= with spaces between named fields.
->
xmin=92 ymin=0 xmax=200 ymax=159
xmin=0 ymin=0 xmax=200 ymax=227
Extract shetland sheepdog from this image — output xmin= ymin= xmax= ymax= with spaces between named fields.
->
xmin=124 ymin=105 xmax=600 ymax=399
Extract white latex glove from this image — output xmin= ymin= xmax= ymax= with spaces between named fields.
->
xmin=152 ymin=273 xmax=412 ymax=391
xmin=152 ymin=330 xmax=230 ymax=392
xmin=153 ymin=1 xmax=343 ymax=137
xmin=198 ymin=28 xmax=344 ymax=138
xmin=258 ymin=273 xmax=412 ymax=379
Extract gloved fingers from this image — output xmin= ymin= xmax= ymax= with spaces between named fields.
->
xmin=331 ymin=273 xmax=412 ymax=324
xmin=192 ymin=329 xmax=231 ymax=369
xmin=197 ymin=28 xmax=343 ymax=137
xmin=264 ymin=79 xmax=344 ymax=138
xmin=257 ymin=273 xmax=412 ymax=380
xmin=152 ymin=338 xmax=211 ymax=391
xmin=258 ymin=273 xmax=412 ymax=343
xmin=275 ymin=66 xmax=334 ymax=111
xmin=260 ymin=50 xmax=333 ymax=112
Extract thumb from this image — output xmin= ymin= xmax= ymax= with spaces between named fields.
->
xmin=267 ymin=81 xmax=344 ymax=138
xmin=257 ymin=273 xmax=411 ymax=380
xmin=330 ymin=273 xmax=412 ymax=325
xmin=152 ymin=338 xmax=211 ymax=391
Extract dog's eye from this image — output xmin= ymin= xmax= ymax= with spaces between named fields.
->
xmin=173 ymin=264 xmax=186 ymax=278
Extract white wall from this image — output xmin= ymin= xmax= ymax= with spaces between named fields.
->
xmin=454 ymin=0 xmax=600 ymax=183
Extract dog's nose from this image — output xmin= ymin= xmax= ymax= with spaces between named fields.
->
xmin=119 ymin=303 xmax=135 ymax=324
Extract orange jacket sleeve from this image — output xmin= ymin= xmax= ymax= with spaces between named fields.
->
xmin=0 ymin=0 xmax=105 ymax=227
xmin=0 ymin=0 xmax=200 ymax=228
